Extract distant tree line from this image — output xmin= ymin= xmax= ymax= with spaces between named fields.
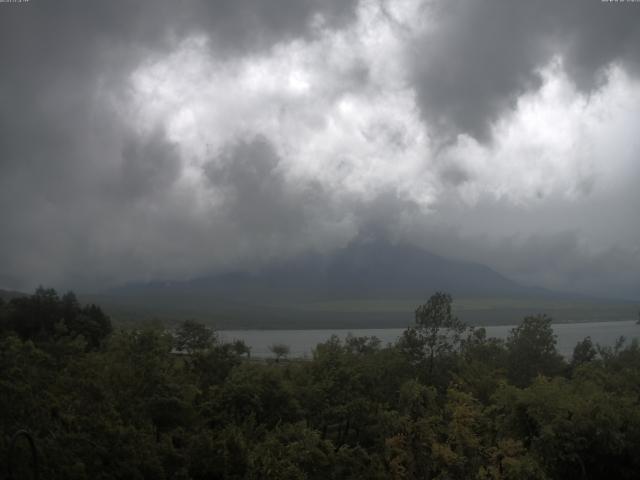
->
xmin=0 ymin=287 xmax=111 ymax=349
xmin=1 ymin=289 xmax=639 ymax=479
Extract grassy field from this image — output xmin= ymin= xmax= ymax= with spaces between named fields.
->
xmin=278 ymin=297 xmax=639 ymax=326
xmin=80 ymin=293 xmax=639 ymax=330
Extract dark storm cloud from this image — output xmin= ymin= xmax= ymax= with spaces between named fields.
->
xmin=0 ymin=0 xmax=358 ymax=290
xmin=120 ymin=129 xmax=182 ymax=200
xmin=491 ymin=233 xmax=640 ymax=300
xmin=187 ymin=0 xmax=358 ymax=53
xmin=1 ymin=0 xmax=639 ymax=299
xmin=204 ymin=136 xmax=330 ymax=236
xmin=0 ymin=0 xmax=358 ymax=179
xmin=403 ymin=184 xmax=640 ymax=300
xmin=0 ymin=0 xmax=358 ymax=172
xmin=0 ymin=0 xmax=358 ymax=174
xmin=462 ymin=232 xmax=640 ymax=301
xmin=414 ymin=0 xmax=640 ymax=142
xmin=0 ymin=127 xmax=353 ymax=290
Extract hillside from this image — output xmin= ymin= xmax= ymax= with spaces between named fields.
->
xmin=108 ymin=239 xmax=547 ymax=299
xmin=0 ymin=289 xmax=27 ymax=301
xmin=80 ymin=240 xmax=638 ymax=329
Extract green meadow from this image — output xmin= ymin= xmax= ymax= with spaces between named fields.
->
xmin=82 ymin=293 xmax=639 ymax=330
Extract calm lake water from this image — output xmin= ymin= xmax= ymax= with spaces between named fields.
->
xmin=219 ymin=320 xmax=640 ymax=358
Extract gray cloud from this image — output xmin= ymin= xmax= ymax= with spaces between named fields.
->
xmin=0 ymin=0 xmax=358 ymax=289
xmin=204 ymin=136 xmax=338 ymax=238
xmin=0 ymin=128 xmax=356 ymax=290
xmin=120 ymin=129 xmax=182 ymax=199
xmin=413 ymin=0 xmax=640 ymax=142
xmin=435 ymin=230 xmax=640 ymax=301
xmin=0 ymin=0 xmax=639 ymax=301
xmin=0 ymin=0 xmax=358 ymax=179
xmin=404 ymin=183 xmax=640 ymax=300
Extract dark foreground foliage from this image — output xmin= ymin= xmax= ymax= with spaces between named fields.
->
xmin=1 ymin=290 xmax=639 ymax=479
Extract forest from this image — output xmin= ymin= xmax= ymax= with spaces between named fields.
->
xmin=1 ymin=288 xmax=639 ymax=479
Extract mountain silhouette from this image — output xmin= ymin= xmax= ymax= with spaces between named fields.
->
xmin=109 ymin=238 xmax=548 ymax=302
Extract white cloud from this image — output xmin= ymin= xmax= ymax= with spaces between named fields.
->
xmin=125 ymin=0 xmax=435 ymax=207
xmin=112 ymin=0 xmax=640 ymax=296
xmin=4 ymin=0 xmax=639 ymax=296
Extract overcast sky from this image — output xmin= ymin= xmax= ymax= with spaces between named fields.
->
xmin=1 ymin=0 xmax=640 ymax=299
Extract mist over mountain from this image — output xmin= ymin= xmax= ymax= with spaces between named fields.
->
xmin=3 ymin=1 xmax=640 ymax=299
xmin=108 ymin=239 xmax=546 ymax=302
xmin=90 ymin=239 xmax=640 ymax=329
xmin=0 ymin=289 xmax=27 ymax=302
xmin=3 ymin=3 xmax=640 ymax=478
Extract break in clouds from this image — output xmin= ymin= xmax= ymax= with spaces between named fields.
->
xmin=1 ymin=0 xmax=639 ymax=298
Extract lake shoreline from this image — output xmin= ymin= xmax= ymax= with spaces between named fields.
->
xmin=218 ymin=320 xmax=640 ymax=359
xmin=216 ymin=317 xmax=639 ymax=332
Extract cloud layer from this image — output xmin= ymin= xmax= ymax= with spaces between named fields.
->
xmin=1 ymin=0 xmax=639 ymax=298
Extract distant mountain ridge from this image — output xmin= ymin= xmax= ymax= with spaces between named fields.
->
xmin=109 ymin=239 xmax=550 ymax=301
xmin=0 ymin=289 xmax=27 ymax=301
xmin=6 ymin=242 xmax=634 ymax=328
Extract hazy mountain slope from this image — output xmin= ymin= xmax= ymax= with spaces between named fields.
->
xmin=0 ymin=289 xmax=27 ymax=301
xmin=84 ymin=241 xmax=639 ymax=328
xmin=101 ymin=239 xmax=560 ymax=308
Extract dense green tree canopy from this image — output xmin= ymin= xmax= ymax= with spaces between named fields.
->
xmin=1 ymin=287 xmax=111 ymax=349
xmin=506 ymin=314 xmax=565 ymax=387
xmin=174 ymin=319 xmax=216 ymax=354
xmin=0 ymin=289 xmax=639 ymax=479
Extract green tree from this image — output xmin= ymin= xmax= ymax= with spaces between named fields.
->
xmin=8 ymin=286 xmax=61 ymax=341
xmin=506 ymin=314 xmax=565 ymax=387
xmin=571 ymin=336 xmax=597 ymax=369
xmin=190 ymin=343 xmax=243 ymax=388
xmin=400 ymin=292 xmax=467 ymax=377
xmin=248 ymin=424 xmax=335 ymax=480
xmin=3 ymin=288 xmax=111 ymax=349
xmin=174 ymin=319 xmax=215 ymax=354
xmin=212 ymin=363 xmax=300 ymax=428
xmin=494 ymin=375 xmax=640 ymax=479
xmin=0 ymin=297 xmax=7 ymax=334
xmin=457 ymin=327 xmax=508 ymax=403
xmin=269 ymin=343 xmax=290 ymax=362
xmin=67 ymin=302 xmax=112 ymax=349
xmin=232 ymin=338 xmax=251 ymax=358
xmin=187 ymin=427 xmax=248 ymax=480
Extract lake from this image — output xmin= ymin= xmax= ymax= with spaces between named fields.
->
xmin=219 ymin=320 xmax=640 ymax=358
